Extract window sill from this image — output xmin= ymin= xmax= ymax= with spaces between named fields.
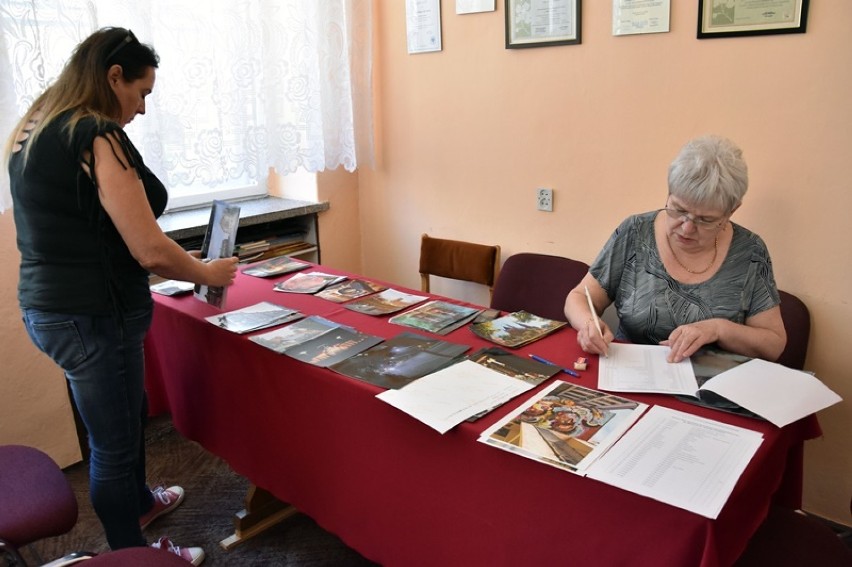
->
xmin=158 ymin=196 xmax=329 ymax=241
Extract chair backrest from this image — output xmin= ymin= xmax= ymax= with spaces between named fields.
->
xmin=419 ymin=234 xmax=501 ymax=299
xmin=776 ymin=289 xmax=811 ymax=370
xmin=490 ymin=252 xmax=589 ymax=322
xmin=0 ymin=445 xmax=78 ymax=565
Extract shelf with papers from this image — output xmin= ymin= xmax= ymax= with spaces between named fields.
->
xmin=158 ymin=196 xmax=328 ymax=264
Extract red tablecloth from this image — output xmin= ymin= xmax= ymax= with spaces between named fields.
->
xmin=144 ymin=267 xmax=820 ymax=567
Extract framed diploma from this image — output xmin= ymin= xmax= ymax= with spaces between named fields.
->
xmin=697 ymin=0 xmax=809 ymax=39
xmin=505 ymin=0 xmax=581 ymax=49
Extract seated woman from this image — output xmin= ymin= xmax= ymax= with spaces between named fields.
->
xmin=564 ymin=135 xmax=786 ymax=363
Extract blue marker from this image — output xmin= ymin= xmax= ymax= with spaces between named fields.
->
xmin=528 ymin=354 xmax=580 ymax=378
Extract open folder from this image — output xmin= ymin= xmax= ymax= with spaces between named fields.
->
xmin=598 ymin=343 xmax=842 ymax=427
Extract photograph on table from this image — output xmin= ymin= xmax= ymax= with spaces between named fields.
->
xmin=480 ymin=381 xmax=648 ymax=475
xmin=389 ymin=300 xmax=482 ymax=335
xmin=284 ymin=327 xmax=383 ymax=367
xmin=273 ymin=271 xmax=347 ymax=294
xmin=470 ymin=310 xmax=566 ymax=348
xmin=205 ymin=301 xmax=304 ymax=334
xmin=242 ymin=256 xmax=312 ymax=278
xmin=316 ymin=279 xmax=387 ymax=303
xmin=343 ymin=288 xmax=429 ymax=316
xmin=468 ymin=347 xmax=561 ymax=386
xmin=249 ymin=316 xmax=355 ymax=354
xmin=331 ymin=332 xmax=470 ymax=389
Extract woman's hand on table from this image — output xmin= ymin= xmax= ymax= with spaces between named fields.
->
xmin=660 ymin=319 xmax=720 ymax=363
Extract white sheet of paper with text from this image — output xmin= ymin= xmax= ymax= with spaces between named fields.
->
xmin=586 ymin=405 xmax=763 ymax=519
xmin=598 ymin=343 xmax=698 ymax=394
xmin=376 ymin=359 xmax=533 ymax=434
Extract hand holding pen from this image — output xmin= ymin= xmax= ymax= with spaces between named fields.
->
xmin=579 ymin=285 xmax=613 ymax=356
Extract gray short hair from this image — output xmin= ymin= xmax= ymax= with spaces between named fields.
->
xmin=667 ymin=135 xmax=748 ymax=214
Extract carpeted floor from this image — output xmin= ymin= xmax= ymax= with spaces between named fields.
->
xmin=25 ymin=415 xmax=379 ymax=566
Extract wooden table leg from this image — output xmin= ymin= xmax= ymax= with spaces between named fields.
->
xmin=219 ymin=484 xmax=299 ymax=550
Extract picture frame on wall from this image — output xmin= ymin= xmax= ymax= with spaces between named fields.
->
xmin=697 ymin=0 xmax=809 ymax=39
xmin=505 ymin=0 xmax=581 ymax=49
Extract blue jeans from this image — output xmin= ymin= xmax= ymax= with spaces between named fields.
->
xmin=23 ymin=307 xmax=156 ymax=549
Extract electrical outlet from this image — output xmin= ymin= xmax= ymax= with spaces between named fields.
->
xmin=537 ymin=188 xmax=553 ymax=212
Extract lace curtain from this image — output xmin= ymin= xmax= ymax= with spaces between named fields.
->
xmin=0 ymin=0 xmax=373 ymax=212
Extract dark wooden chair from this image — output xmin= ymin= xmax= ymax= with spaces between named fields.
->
xmin=490 ymin=252 xmax=589 ymax=321
xmin=419 ymin=233 xmax=500 ymax=300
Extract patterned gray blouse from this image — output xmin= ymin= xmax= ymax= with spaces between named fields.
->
xmin=590 ymin=211 xmax=780 ymax=345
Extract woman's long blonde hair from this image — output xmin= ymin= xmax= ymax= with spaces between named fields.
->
xmin=3 ymin=27 xmax=158 ymax=165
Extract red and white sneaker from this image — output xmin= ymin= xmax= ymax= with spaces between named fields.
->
xmin=151 ymin=536 xmax=205 ymax=566
xmin=140 ymin=485 xmax=185 ymax=530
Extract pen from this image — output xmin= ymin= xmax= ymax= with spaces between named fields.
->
xmin=584 ymin=285 xmax=605 ymax=340
xmin=584 ymin=284 xmax=608 ymax=358
xmin=528 ymin=354 xmax=580 ymax=378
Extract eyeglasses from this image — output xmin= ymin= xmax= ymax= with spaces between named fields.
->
xmin=105 ymin=30 xmax=137 ymax=63
xmin=661 ymin=203 xmax=725 ymax=230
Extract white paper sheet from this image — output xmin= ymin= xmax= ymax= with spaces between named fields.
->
xmin=700 ymin=359 xmax=843 ymax=427
xmin=376 ymin=359 xmax=534 ymax=434
xmin=598 ymin=343 xmax=698 ymax=394
xmin=586 ymin=406 xmax=763 ymax=519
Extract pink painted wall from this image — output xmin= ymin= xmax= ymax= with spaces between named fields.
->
xmin=353 ymin=2 xmax=852 ymax=523
xmin=0 ymin=213 xmax=81 ymax=465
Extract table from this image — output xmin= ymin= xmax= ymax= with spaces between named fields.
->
xmin=144 ymin=266 xmax=820 ymax=567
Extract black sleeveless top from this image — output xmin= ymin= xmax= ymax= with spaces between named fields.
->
xmin=10 ymin=111 xmax=168 ymax=316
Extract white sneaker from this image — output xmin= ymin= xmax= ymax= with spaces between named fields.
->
xmin=151 ymin=536 xmax=205 ymax=566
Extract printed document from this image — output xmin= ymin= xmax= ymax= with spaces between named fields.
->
xmin=376 ymin=359 xmax=534 ymax=434
xmin=598 ymin=343 xmax=698 ymax=394
xmin=586 ymin=405 xmax=763 ymax=519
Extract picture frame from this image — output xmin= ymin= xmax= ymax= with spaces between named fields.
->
xmin=505 ymin=0 xmax=581 ymax=49
xmin=697 ymin=0 xmax=809 ymax=39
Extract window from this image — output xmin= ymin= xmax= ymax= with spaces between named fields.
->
xmin=0 ymin=0 xmax=373 ymax=212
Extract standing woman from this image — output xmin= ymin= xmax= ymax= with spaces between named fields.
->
xmin=4 ymin=27 xmax=237 ymax=564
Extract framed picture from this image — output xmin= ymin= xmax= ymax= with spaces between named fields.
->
xmin=697 ymin=0 xmax=809 ymax=39
xmin=505 ymin=0 xmax=581 ymax=49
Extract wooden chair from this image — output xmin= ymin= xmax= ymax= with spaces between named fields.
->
xmin=419 ymin=234 xmax=500 ymax=300
xmin=777 ymin=290 xmax=811 ymax=370
xmin=490 ymin=252 xmax=589 ymax=321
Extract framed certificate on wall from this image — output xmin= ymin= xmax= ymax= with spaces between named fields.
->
xmin=505 ymin=0 xmax=581 ymax=48
xmin=697 ymin=0 xmax=809 ymax=39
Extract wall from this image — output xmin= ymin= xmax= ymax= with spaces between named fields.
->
xmin=0 ymin=213 xmax=81 ymax=466
xmin=354 ymin=2 xmax=852 ymax=524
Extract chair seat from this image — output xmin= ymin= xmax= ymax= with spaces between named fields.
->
xmin=0 ymin=445 xmax=78 ymax=547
